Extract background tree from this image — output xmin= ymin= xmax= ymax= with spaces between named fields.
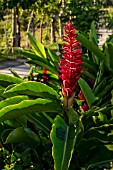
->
xmin=0 ymin=0 xmax=112 ymax=55
xmin=61 ymin=0 xmax=101 ymax=34
xmin=2 ymin=0 xmax=37 ymax=51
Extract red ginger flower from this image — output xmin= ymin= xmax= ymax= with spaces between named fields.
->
xmin=78 ymin=91 xmax=86 ymax=101
xmin=42 ymin=68 xmax=48 ymax=84
xmin=59 ymin=22 xmax=83 ymax=98
xmin=78 ymin=91 xmax=89 ymax=112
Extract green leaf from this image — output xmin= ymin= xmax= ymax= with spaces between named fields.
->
xmin=0 ymin=86 xmax=5 ymax=96
xmin=68 ymin=107 xmax=79 ymax=125
xmin=77 ymin=138 xmax=113 ymax=169
xmin=78 ymin=78 xmax=96 ymax=108
xmin=105 ymin=42 xmax=113 ymax=72
xmin=26 ymin=59 xmax=58 ymax=75
xmin=27 ymin=112 xmax=53 ymax=135
xmin=0 ymin=74 xmax=23 ymax=87
xmin=82 ymin=70 xmax=95 ymax=81
xmin=0 ymin=98 xmax=61 ymax=122
xmin=89 ymin=21 xmax=98 ymax=46
xmin=47 ymin=48 xmax=60 ymax=71
xmin=93 ymin=78 xmax=107 ymax=96
xmin=9 ymin=68 xmax=21 ymax=78
xmin=21 ymin=50 xmax=43 ymax=60
xmin=0 ymin=96 xmax=29 ymax=110
xmin=84 ymin=124 xmax=113 ymax=141
xmin=93 ymin=61 xmax=105 ymax=89
xmin=22 ymin=50 xmax=48 ymax=64
xmin=77 ymin=124 xmax=113 ymax=168
xmin=0 ymin=96 xmax=28 ymax=127
xmin=86 ymin=145 xmax=113 ymax=169
xmin=1 ymin=129 xmax=13 ymax=143
xmin=5 ymin=127 xmax=40 ymax=149
xmin=28 ymin=33 xmax=46 ymax=58
xmin=50 ymin=115 xmax=78 ymax=170
xmin=82 ymin=60 xmax=97 ymax=74
xmin=3 ymin=81 xmax=60 ymax=100
xmin=77 ymin=34 xmax=105 ymax=61
xmin=97 ymin=80 xmax=113 ymax=98
xmin=89 ymin=21 xmax=99 ymax=65
xmin=77 ymin=138 xmax=108 ymax=166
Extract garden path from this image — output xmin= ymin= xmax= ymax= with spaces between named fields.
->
xmin=0 ymin=58 xmax=30 ymax=78
xmin=98 ymin=28 xmax=112 ymax=47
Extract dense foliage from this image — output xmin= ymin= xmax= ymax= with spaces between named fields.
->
xmin=62 ymin=0 xmax=101 ymax=33
xmin=0 ymin=21 xmax=113 ymax=169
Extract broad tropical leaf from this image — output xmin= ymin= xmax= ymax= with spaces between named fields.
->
xmin=82 ymin=70 xmax=95 ymax=81
xmin=93 ymin=78 xmax=106 ymax=96
xmin=26 ymin=59 xmax=58 ymax=75
xmin=27 ymin=112 xmax=53 ymax=135
xmin=0 ymin=98 xmax=61 ymax=122
xmin=3 ymin=81 xmax=60 ymax=100
xmin=22 ymin=50 xmax=48 ymax=64
xmin=78 ymin=78 xmax=96 ymax=107
xmin=47 ymin=48 xmax=60 ymax=71
xmin=89 ymin=21 xmax=98 ymax=46
xmin=28 ymin=33 xmax=46 ymax=58
xmin=0 ymin=86 xmax=5 ymax=96
xmin=105 ymin=42 xmax=113 ymax=72
xmin=85 ymin=122 xmax=113 ymax=139
xmin=50 ymin=114 xmax=79 ymax=170
xmin=5 ymin=127 xmax=40 ymax=149
xmin=0 ymin=74 xmax=23 ymax=87
xmin=77 ymin=138 xmax=110 ymax=166
xmin=9 ymin=68 xmax=21 ymax=78
xmin=97 ymin=80 xmax=113 ymax=98
xmin=77 ymin=33 xmax=105 ymax=61
xmin=82 ymin=58 xmax=98 ymax=74
xmin=93 ymin=61 xmax=105 ymax=89
xmin=0 ymin=95 xmax=29 ymax=110
xmin=86 ymin=145 xmax=113 ymax=169
xmin=78 ymin=137 xmax=113 ymax=169
xmin=89 ymin=22 xmax=99 ymax=65
xmin=77 ymin=124 xmax=113 ymax=168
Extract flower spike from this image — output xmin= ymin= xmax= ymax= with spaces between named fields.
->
xmin=59 ymin=22 xmax=83 ymax=98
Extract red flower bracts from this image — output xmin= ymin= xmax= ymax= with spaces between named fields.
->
xmin=59 ymin=22 xmax=83 ymax=98
xmin=42 ymin=68 xmax=48 ymax=84
xmin=78 ymin=91 xmax=89 ymax=112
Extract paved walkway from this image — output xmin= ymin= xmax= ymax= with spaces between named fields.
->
xmin=98 ymin=28 xmax=112 ymax=47
xmin=0 ymin=58 xmax=30 ymax=78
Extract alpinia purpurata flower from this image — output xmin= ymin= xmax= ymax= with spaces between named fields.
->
xmin=78 ymin=91 xmax=89 ymax=112
xmin=42 ymin=68 xmax=48 ymax=84
xmin=59 ymin=22 xmax=83 ymax=98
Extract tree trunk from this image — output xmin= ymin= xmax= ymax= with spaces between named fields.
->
xmin=51 ymin=19 xmax=53 ymax=43
xmin=59 ymin=14 xmax=63 ymax=38
xmin=62 ymin=0 xmax=65 ymax=7
xmin=32 ymin=17 xmax=35 ymax=37
xmin=51 ymin=17 xmax=56 ymax=43
xmin=2 ymin=21 xmax=8 ymax=48
xmin=51 ymin=16 xmax=56 ymax=43
xmin=40 ymin=15 xmax=44 ymax=43
xmin=40 ymin=23 xmax=42 ymax=43
xmin=16 ymin=6 xmax=21 ymax=47
xmin=51 ymin=13 xmax=59 ymax=43
xmin=12 ymin=8 xmax=16 ymax=52
xmin=59 ymin=0 xmax=65 ymax=38
xmin=26 ymin=10 xmax=34 ymax=47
